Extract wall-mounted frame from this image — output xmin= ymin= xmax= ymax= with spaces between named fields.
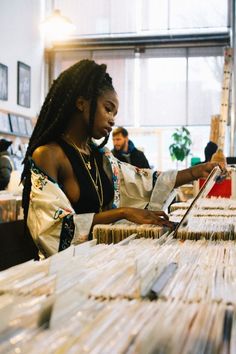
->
xmin=25 ymin=118 xmax=33 ymax=136
xmin=17 ymin=61 xmax=31 ymax=108
xmin=18 ymin=115 xmax=27 ymax=135
xmin=0 ymin=111 xmax=11 ymax=133
xmin=9 ymin=114 xmax=19 ymax=133
xmin=0 ymin=63 xmax=8 ymax=101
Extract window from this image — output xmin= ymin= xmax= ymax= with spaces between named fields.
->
xmin=51 ymin=0 xmax=229 ymax=169
xmin=55 ymin=46 xmax=224 ymax=127
xmin=60 ymin=0 xmax=110 ymax=35
xmin=141 ymin=0 xmax=168 ymax=32
xmin=92 ymin=51 xmax=136 ymax=126
xmin=188 ymin=47 xmax=223 ymax=125
xmin=139 ymin=49 xmax=187 ymax=126
xmin=169 ymin=0 xmax=228 ymax=30
xmin=59 ymin=0 xmax=229 ymax=36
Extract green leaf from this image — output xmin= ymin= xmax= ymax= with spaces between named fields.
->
xmin=169 ymin=126 xmax=192 ymax=161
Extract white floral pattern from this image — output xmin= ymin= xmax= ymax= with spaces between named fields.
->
xmin=28 ymin=151 xmax=177 ymax=257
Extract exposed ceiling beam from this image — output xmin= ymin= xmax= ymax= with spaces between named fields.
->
xmin=48 ymin=32 xmax=230 ymax=52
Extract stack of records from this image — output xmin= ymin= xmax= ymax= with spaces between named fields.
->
xmin=170 ymin=197 xmax=236 ymax=212
xmin=93 ymin=220 xmax=165 ymax=244
xmin=0 ymin=295 xmax=235 ymax=354
xmin=2 ymin=237 xmax=236 ymax=352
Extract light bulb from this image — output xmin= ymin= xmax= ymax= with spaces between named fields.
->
xmin=40 ymin=9 xmax=76 ymax=40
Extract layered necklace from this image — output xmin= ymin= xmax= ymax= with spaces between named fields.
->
xmin=61 ymin=134 xmax=104 ymax=212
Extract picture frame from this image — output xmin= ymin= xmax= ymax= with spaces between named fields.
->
xmin=0 ymin=111 xmax=11 ymax=132
xmin=9 ymin=114 xmax=19 ymax=133
xmin=18 ymin=115 xmax=27 ymax=135
xmin=17 ymin=61 xmax=31 ymax=108
xmin=0 ymin=63 xmax=8 ymax=101
xmin=25 ymin=118 xmax=33 ymax=136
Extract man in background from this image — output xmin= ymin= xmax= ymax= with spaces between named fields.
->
xmin=112 ymin=127 xmax=150 ymax=168
xmin=0 ymin=138 xmax=14 ymax=190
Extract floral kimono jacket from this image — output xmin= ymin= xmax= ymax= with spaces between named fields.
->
xmin=27 ymin=148 xmax=177 ymax=258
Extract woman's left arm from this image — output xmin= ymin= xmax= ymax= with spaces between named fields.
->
xmin=174 ymin=162 xmax=222 ymax=188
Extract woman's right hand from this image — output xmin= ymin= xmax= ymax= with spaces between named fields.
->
xmin=123 ymin=207 xmax=174 ymax=229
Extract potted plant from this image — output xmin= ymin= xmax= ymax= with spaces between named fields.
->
xmin=169 ymin=126 xmax=192 ymax=167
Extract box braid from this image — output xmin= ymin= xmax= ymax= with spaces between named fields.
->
xmin=22 ymin=59 xmax=115 ymax=219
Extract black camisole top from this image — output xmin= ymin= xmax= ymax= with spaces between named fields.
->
xmin=57 ymin=139 xmax=114 ymax=214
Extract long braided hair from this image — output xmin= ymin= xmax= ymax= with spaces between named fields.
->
xmin=22 ymin=59 xmax=115 ymax=220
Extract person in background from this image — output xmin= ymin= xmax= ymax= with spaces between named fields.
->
xmin=204 ymin=141 xmax=218 ymax=162
xmin=0 ymin=139 xmax=14 ymax=190
xmin=112 ymin=126 xmax=150 ymax=168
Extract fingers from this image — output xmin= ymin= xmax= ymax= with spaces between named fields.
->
xmin=204 ymin=162 xmax=217 ymax=172
xmin=213 ymin=162 xmax=223 ymax=171
xmin=202 ymin=162 xmax=222 ymax=176
xmin=130 ymin=209 xmax=174 ymax=229
xmin=155 ymin=218 xmax=175 ymax=229
xmin=161 ymin=220 xmax=175 ymax=230
xmin=146 ymin=211 xmax=173 ymax=229
xmin=210 ymin=162 xmax=227 ymax=172
xmin=153 ymin=210 xmax=169 ymax=220
xmin=209 ymin=162 xmax=228 ymax=175
xmin=201 ymin=162 xmax=229 ymax=182
xmin=141 ymin=217 xmax=173 ymax=228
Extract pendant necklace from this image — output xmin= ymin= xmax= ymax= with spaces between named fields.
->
xmin=61 ymin=135 xmax=104 ymax=212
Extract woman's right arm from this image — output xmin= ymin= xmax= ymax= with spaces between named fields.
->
xmin=32 ymin=147 xmax=174 ymax=228
xmin=32 ymin=145 xmax=60 ymax=181
xmin=92 ymin=208 xmax=174 ymax=228
xmin=29 ymin=145 xmax=174 ymax=256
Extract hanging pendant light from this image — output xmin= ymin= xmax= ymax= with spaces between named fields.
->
xmin=40 ymin=8 xmax=76 ymax=39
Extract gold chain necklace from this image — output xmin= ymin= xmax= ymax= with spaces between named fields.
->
xmin=61 ymin=134 xmax=92 ymax=169
xmin=61 ymin=136 xmax=104 ymax=212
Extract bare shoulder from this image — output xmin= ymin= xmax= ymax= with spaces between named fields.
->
xmin=32 ymin=143 xmax=65 ymax=181
xmin=32 ymin=143 xmax=64 ymax=162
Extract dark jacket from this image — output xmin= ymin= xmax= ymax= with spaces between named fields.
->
xmin=0 ymin=151 xmax=13 ymax=190
xmin=112 ymin=140 xmax=150 ymax=168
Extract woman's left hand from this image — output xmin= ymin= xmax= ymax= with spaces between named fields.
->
xmin=175 ymin=162 xmax=228 ymax=187
xmin=191 ymin=162 xmax=227 ymax=180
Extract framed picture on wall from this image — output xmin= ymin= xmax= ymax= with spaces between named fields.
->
xmin=18 ymin=115 xmax=27 ymax=135
xmin=0 ymin=63 xmax=8 ymax=101
xmin=25 ymin=118 xmax=33 ymax=136
xmin=0 ymin=111 xmax=11 ymax=132
xmin=17 ymin=61 xmax=31 ymax=108
xmin=9 ymin=114 xmax=19 ymax=133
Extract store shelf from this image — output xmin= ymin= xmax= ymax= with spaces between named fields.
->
xmin=0 ymin=130 xmax=30 ymax=138
xmin=0 ymin=220 xmax=38 ymax=271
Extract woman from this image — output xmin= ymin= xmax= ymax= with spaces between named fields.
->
xmin=22 ymin=59 xmax=219 ymax=258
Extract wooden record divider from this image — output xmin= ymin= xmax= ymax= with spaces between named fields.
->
xmin=208 ymin=48 xmax=232 ymax=154
xmin=209 ymin=115 xmax=220 ymax=145
xmin=217 ymin=47 xmax=233 ymax=150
